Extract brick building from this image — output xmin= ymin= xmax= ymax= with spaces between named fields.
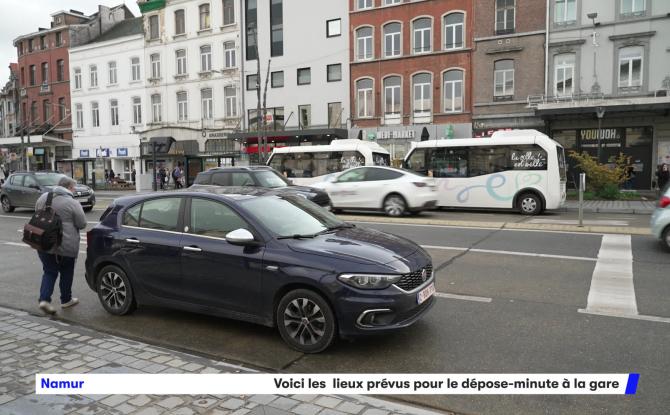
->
xmin=11 ymin=5 xmax=134 ymax=171
xmin=472 ymin=0 xmax=546 ymax=138
xmin=349 ymin=0 xmax=474 ymax=163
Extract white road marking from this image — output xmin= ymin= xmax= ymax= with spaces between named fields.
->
xmin=3 ymin=242 xmax=26 ymax=248
xmin=578 ymin=309 xmax=670 ymax=324
xmin=584 ymin=234 xmax=637 ymax=315
xmin=528 ymin=219 xmax=629 ymax=226
xmin=351 ymin=220 xmax=608 ymax=236
xmin=434 ymin=292 xmax=492 ymax=303
xmin=421 ymin=245 xmax=597 ymax=262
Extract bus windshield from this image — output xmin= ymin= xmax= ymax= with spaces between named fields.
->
xmin=557 ymin=146 xmax=567 ymax=181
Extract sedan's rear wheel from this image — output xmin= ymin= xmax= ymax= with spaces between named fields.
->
xmin=1 ymin=196 xmax=14 ymax=213
xmin=97 ymin=265 xmax=136 ymax=315
xmin=277 ymin=289 xmax=335 ymax=353
xmin=662 ymin=226 xmax=670 ymax=252
xmin=383 ymin=194 xmax=407 ymax=217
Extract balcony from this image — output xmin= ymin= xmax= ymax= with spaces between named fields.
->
xmin=39 ymin=83 xmax=50 ymax=94
xmin=530 ymin=92 xmax=670 ymax=117
xmin=138 ymin=0 xmax=166 ymax=14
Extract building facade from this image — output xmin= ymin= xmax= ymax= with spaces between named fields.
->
xmin=349 ymin=0 xmax=474 ymax=164
xmin=536 ymin=0 xmax=670 ymax=189
xmin=68 ymin=17 xmax=144 ymax=186
xmin=472 ymin=0 xmax=546 ymax=138
xmin=137 ymin=0 xmax=244 ymax=185
xmin=233 ymin=0 xmax=350 ymax=163
xmin=0 ymin=64 xmax=18 ymax=139
xmin=12 ymin=5 xmax=135 ymax=171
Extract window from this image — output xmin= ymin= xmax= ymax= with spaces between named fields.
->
xmin=384 ymin=0 xmax=401 ymax=4
xmin=90 ymin=65 xmax=98 ymax=87
xmin=410 ymin=147 xmax=469 ymax=177
xmin=413 ymin=18 xmax=431 ymax=54
xmin=55 ymin=32 xmax=63 ymax=47
xmin=150 ymin=54 xmax=161 ymax=79
xmin=75 ymin=103 xmax=83 ymax=128
xmin=269 ymin=151 xmax=365 ymax=178
xmin=413 ymin=73 xmax=432 ymax=121
xmin=271 ymin=71 xmax=283 ymax=88
xmin=131 ymin=57 xmax=141 ymax=81
xmin=356 ymin=78 xmax=373 ymax=118
xmin=43 ymin=100 xmax=51 ymax=122
xmin=177 ymin=91 xmax=188 ymax=121
xmin=29 ymin=65 xmax=36 ymax=86
xmin=108 ymin=61 xmax=117 ymax=85
xmin=199 ymin=4 xmax=211 ymax=30
xmin=28 ymin=39 xmax=34 ymax=53
xmin=618 ymin=46 xmax=643 ymax=89
xmin=201 ymin=88 xmax=213 ymax=119
xmin=444 ymin=13 xmax=464 ymax=49
xmin=176 ymin=49 xmax=187 ymax=75
xmin=223 ymin=0 xmax=235 ymax=25
xmin=40 ymin=36 xmax=46 ymax=50
xmin=245 ymin=0 xmax=258 ymax=60
xmin=110 ymin=99 xmax=119 ymax=126
xmin=384 ymin=76 xmax=401 ymax=118
xmin=151 ymin=94 xmax=162 ymax=123
xmin=134 ymin=198 xmax=182 ymax=231
xmin=246 ymin=74 xmax=258 ymax=90
xmin=356 ymin=27 xmax=373 ymax=61
xmin=496 ymin=0 xmax=515 ymax=34
xmin=224 ymin=41 xmax=236 ymax=68
xmin=132 ymin=97 xmax=142 ymax=124
xmin=190 ymin=199 xmax=247 ymax=238
xmin=621 ymin=0 xmax=645 ymax=15
xmin=327 ymin=64 xmax=342 ymax=82
xmin=91 ymin=102 xmax=100 ymax=127
xmin=270 ymin=0 xmax=283 ymax=56
xmin=299 ymin=105 xmax=311 ymax=128
xmin=200 ymin=45 xmax=212 ymax=72
xmin=366 ymin=168 xmax=402 ymax=181
xmin=327 ymin=18 xmax=341 ymax=37
xmin=494 ymin=60 xmax=514 ymax=97
xmin=297 ymin=67 xmax=311 ymax=85
xmin=224 ymin=86 xmax=237 ymax=117
xmin=443 ymin=70 xmax=463 ymax=112
xmin=383 ymin=23 xmax=401 ymax=57
xmin=149 ymin=15 xmax=159 ymax=40
xmin=174 ymin=9 xmax=185 ymax=35
xmin=554 ymin=0 xmax=576 ymax=24
xmin=58 ymin=97 xmax=65 ymax=122
xmin=30 ymin=101 xmax=37 ymax=123
xmin=73 ymin=68 xmax=81 ymax=89
xmin=338 ymin=168 xmax=366 ymax=182
xmin=122 ymin=203 xmax=142 ymax=227
xmin=357 ymin=0 xmax=372 ymax=10
xmin=328 ymin=102 xmax=342 ymax=128
xmin=554 ymin=54 xmax=575 ymax=96
xmin=56 ymin=60 xmax=65 ymax=82
xmin=41 ymin=62 xmax=48 ymax=83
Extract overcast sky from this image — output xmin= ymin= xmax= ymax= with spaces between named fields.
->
xmin=0 ymin=0 xmax=140 ymax=82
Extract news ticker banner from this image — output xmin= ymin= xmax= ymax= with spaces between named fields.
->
xmin=36 ymin=373 xmax=640 ymax=395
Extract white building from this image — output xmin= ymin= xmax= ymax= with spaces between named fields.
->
xmin=234 ymin=0 xmax=350 ymax=162
xmin=138 ymin=0 xmax=243 ymax=184
xmin=69 ymin=17 xmax=145 ymax=184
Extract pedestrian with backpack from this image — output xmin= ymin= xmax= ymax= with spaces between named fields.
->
xmin=31 ymin=177 xmax=87 ymax=315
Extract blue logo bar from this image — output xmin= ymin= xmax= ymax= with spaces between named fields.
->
xmin=625 ymin=373 xmax=640 ymax=395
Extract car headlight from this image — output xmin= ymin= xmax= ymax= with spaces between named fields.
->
xmin=338 ymin=273 xmax=402 ymax=290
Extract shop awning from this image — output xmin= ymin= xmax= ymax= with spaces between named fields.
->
xmin=535 ymin=96 xmax=670 ymax=117
xmin=227 ymin=128 xmax=348 ymax=141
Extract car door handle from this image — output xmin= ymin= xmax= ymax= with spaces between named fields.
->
xmin=183 ymin=246 xmax=202 ymax=252
xmin=125 ymin=238 xmax=140 ymax=244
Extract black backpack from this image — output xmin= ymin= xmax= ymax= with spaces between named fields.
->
xmin=23 ymin=192 xmax=63 ymax=251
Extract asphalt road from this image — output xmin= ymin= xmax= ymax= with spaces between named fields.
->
xmin=0 ymin=206 xmax=668 ymax=414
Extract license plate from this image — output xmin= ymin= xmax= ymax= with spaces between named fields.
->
xmin=417 ymin=283 xmax=435 ymax=305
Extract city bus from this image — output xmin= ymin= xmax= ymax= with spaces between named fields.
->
xmin=267 ymin=139 xmax=391 ymax=185
xmin=403 ymin=130 xmax=567 ymax=215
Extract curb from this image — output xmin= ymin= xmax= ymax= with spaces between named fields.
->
xmin=560 ymin=207 xmax=654 ymax=215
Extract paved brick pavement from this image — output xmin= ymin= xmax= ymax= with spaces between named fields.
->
xmin=0 ymin=307 xmax=448 ymax=415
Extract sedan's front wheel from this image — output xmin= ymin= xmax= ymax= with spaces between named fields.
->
xmin=662 ymin=226 xmax=670 ymax=252
xmin=277 ymin=289 xmax=336 ymax=353
xmin=97 ymin=265 xmax=136 ymax=315
xmin=383 ymin=194 xmax=407 ymax=217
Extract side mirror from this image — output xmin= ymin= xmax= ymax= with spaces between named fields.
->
xmin=225 ymin=228 xmax=258 ymax=246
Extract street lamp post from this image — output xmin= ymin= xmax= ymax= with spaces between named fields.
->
xmin=596 ymin=107 xmax=605 ymax=163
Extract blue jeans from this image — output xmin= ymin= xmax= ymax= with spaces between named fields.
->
xmin=38 ymin=252 xmax=76 ymax=304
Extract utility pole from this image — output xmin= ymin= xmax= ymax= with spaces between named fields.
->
xmin=262 ymin=59 xmax=271 ymax=164
xmin=250 ymin=24 xmax=263 ymax=164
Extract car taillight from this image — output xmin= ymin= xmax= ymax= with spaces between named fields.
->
xmin=659 ymin=196 xmax=670 ymax=209
xmin=412 ymin=182 xmax=427 ymax=187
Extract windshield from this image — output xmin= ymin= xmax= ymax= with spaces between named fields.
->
xmin=373 ymin=152 xmax=391 ymax=166
xmin=557 ymin=146 xmax=567 ymax=181
xmin=241 ymin=195 xmax=343 ymax=237
xmin=255 ymin=170 xmax=290 ymax=188
xmin=35 ymin=173 xmax=66 ymax=186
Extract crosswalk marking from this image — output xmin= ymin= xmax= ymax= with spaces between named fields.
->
xmin=584 ymin=234 xmax=637 ymax=315
xmin=527 ymin=219 xmax=629 ymax=226
xmin=421 ymin=245 xmax=596 ymax=262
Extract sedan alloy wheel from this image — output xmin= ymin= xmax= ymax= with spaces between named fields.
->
xmin=97 ymin=265 xmax=136 ymax=315
xmin=277 ymin=289 xmax=335 ymax=353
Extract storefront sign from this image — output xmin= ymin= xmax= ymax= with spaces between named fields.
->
xmin=579 ymin=128 xmax=622 ymax=142
xmin=96 ymin=148 xmax=111 ymax=157
xmin=34 ymin=148 xmax=45 ymax=156
xmin=80 ymin=150 xmax=89 ymax=158
xmin=26 ymin=147 xmax=33 ymax=156
xmin=473 ymin=128 xmax=513 ymax=138
xmin=376 ymin=130 xmax=416 ymax=140
xmin=117 ymin=148 xmax=128 ymax=157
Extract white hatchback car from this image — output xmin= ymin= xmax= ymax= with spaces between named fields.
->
xmin=311 ymin=166 xmax=438 ymax=216
xmin=651 ymin=183 xmax=670 ymax=251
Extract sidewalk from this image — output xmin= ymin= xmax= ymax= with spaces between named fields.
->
xmin=562 ymin=200 xmax=656 ymax=214
xmin=0 ymin=306 xmax=448 ymax=415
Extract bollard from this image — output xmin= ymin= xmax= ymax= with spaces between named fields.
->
xmin=578 ymin=173 xmax=586 ymax=227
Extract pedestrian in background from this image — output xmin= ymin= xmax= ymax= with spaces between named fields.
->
xmin=35 ymin=177 xmax=87 ymax=315
xmin=131 ymin=168 xmax=136 ymax=184
xmin=158 ymin=168 xmax=166 ymax=190
xmin=657 ymin=163 xmax=669 ymax=191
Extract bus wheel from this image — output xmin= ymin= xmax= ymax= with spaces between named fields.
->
xmin=384 ymin=194 xmax=407 ymax=217
xmin=518 ymin=193 xmax=541 ymax=215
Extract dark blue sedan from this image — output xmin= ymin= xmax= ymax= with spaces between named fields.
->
xmin=85 ymin=187 xmax=435 ymax=353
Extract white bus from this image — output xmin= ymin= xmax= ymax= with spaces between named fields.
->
xmin=267 ymin=139 xmax=391 ymax=185
xmin=403 ymin=130 xmax=567 ymax=215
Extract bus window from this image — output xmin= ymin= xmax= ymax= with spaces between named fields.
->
xmin=469 ymin=146 xmax=510 ymax=177
xmin=373 ymin=152 xmax=390 ymax=166
xmin=510 ymin=145 xmax=547 ymax=170
xmin=340 ymin=151 xmax=365 ymax=169
xmin=557 ymin=146 xmax=567 ymax=181
xmin=430 ymin=148 xmax=468 ymax=178
xmin=405 ymin=148 xmax=428 ymax=174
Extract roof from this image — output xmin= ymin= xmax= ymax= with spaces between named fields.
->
xmin=111 ymin=187 xmax=283 ymax=206
xmin=89 ymin=17 xmax=144 ymax=44
xmin=200 ymin=166 xmax=273 ymax=174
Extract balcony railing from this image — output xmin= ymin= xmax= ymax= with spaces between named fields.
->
xmin=40 ymin=83 xmax=50 ymax=93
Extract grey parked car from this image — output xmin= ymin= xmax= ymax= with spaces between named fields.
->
xmin=1 ymin=172 xmax=95 ymax=213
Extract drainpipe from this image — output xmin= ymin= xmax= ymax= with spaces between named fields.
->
xmin=544 ymin=0 xmax=550 ymax=97
xmin=239 ymin=0 xmax=246 ymax=133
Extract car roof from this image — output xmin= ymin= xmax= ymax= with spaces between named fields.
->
xmin=112 ymin=186 xmax=282 ymax=206
xmin=200 ymin=166 xmax=273 ymax=174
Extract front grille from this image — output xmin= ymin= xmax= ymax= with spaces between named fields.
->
xmin=394 ymin=264 xmax=432 ymax=292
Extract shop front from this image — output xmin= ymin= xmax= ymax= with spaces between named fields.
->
xmin=0 ymin=134 xmax=72 ymax=172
